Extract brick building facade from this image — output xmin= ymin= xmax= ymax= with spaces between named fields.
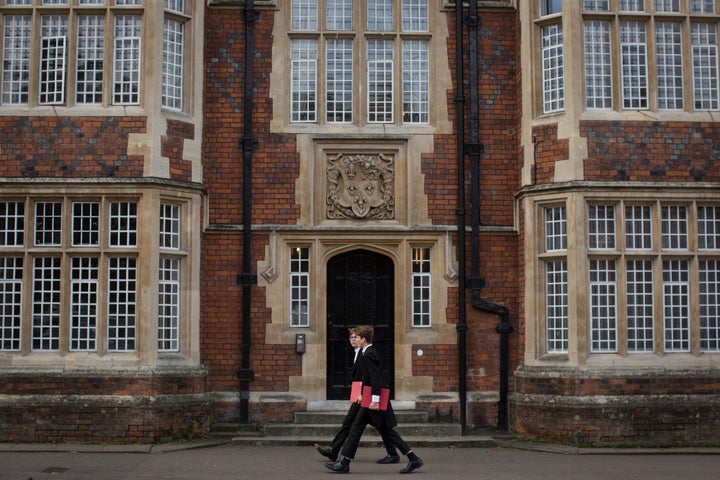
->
xmin=0 ymin=0 xmax=719 ymax=447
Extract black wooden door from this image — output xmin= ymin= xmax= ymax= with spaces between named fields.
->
xmin=326 ymin=249 xmax=394 ymax=400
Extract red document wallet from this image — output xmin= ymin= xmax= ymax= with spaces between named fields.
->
xmin=350 ymin=381 xmax=362 ymax=402
xmin=360 ymin=385 xmax=390 ymax=410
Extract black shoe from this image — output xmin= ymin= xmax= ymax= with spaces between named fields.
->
xmin=377 ymin=454 xmax=400 ymax=464
xmin=324 ymin=462 xmax=350 ymax=473
xmin=399 ymin=458 xmax=424 ymax=474
xmin=316 ymin=447 xmax=337 ymax=461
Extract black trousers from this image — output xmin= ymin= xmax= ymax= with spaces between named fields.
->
xmin=330 ymin=402 xmax=398 ymax=456
xmin=340 ymin=407 xmax=409 ymax=460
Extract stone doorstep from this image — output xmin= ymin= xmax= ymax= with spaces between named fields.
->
xmin=225 ymin=435 xmax=498 ymax=449
xmin=209 ymin=409 xmax=495 ymax=448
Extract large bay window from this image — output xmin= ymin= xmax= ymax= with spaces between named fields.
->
xmin=1 ymin=1 xmax=193 ymax=112
xmin=534 ymin=194 xmax=720 ymax=363
xmin=289 ymin=0 xmax=430 ymax=126
xmin=0 ymin=1 xmax=145 ymax=107
xmin=582 ymin=0 xmax=720 ymax=112
xmin=533 ymin=1 xmax=720 ymax=115
xmin=0 ymin=190 xmax=194 ymax=363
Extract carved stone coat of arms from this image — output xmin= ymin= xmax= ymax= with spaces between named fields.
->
xmin=326 ymin=153 xmax=395 ymax=220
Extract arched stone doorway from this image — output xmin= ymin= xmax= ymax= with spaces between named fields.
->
xmin=326 ymin=249 xmax=395 ymax=400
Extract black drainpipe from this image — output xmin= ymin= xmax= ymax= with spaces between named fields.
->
xmin=464 ymin=0 xmax=514 ymax=431
xmin=454 ymin=0 xmax=468 ymax=432
xmin=236 ymin=0 xmax=259 ymax=423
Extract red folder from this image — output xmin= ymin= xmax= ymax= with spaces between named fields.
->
xmin=350 ymin=381 xmax=362 ymax=402
xmin=360 ymin=385 xmax=390 ymax=411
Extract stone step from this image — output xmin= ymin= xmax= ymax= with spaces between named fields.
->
xmin=263 ymin=422 xmax=462 ymax=438
xmin=208 ymin=410 xmax=498 ymax=448
xmin=225 ymin=434 xmax=498 ymax=449
xmin=295 ymin=410 xmax=429 ymax=424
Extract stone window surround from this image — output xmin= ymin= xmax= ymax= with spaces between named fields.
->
xmin=0 ymin=179 xmax=203 ymax=369
xmin=522 ymin=183 xmax=720 ymax=368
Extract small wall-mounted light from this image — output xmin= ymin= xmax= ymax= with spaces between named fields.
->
xmin=295 ymin=333 xmax=306 ymax=354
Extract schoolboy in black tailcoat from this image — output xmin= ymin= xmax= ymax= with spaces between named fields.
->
xmin=324 ymin=325 xmax=424 ymax=474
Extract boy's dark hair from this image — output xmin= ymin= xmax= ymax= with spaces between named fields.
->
xmin=354 ymin=325 xmax=374 ymax=343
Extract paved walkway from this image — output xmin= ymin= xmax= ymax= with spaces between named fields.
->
xmin=1 ymin=440 xmax=720 ymax=480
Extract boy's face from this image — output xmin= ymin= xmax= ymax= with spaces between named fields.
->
xmin=356 ymin=336 xmax=368 ymax=348
xmin=349 ymin=333 xmax=359 ymax=348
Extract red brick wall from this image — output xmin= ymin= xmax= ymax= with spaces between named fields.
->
xmin=0 ymin=370 xmax=210 ymax=443
xmin=532 ymin=123 xmax=569 ymax=185
xmin=163 ymin=119 xmax=195 ymax=182
xmin=200 ymin=5 xmax=521 ymax=430
xmin=581 ymin=120 xmax=720 ymax=182
xmin=512 ymin=369 xmax=720 ymax=446
xmin=0 ymin=116 xmax=145 ymax=177
xmin=203 ymin=10 xmax=301 ymax=225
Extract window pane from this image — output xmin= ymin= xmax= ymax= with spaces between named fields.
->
xmin=162 ymin=18 xmax=184 ymax=111
xmin=619 ymin=0 xmax=645 ymax=11
xmin=656 ymin=22 xmax=684 ymax=110
xmin=109 ymin=201 xmax=137 ymax=247
xmin=584 ymin=21 xmax=612 ymax=109
xmin=76 ymin=15 xmax=105 ymax=105
xmin=292 ymin=0 xmax=318 ymax=30
xmin=368 ymin=0 xmax=393 ymax=31
xmin=655 ymin=0 xmax=679 ymax=12
xmin=627 ymin=259 xmax=654 ymax=352
xmin=402 ymin=40 xmax=429 ymax=123
xmin=291 ymin=39 xmax=317 ymax=122
xmin=72 ymin=202 xmax=100 ymax=246
xmin=158 ymin=257 xmax=180 ymax=352
xmin=621 ymin=21 xmax=649 ymax=110
xmin=0 ymin=202 xmax=25 ymax=247
xmin=402 ymin=0 xmax=428 ymax=32
xmin=662 ymin=259 xmax=689 ymax=352
xmin=70 ymin=256 xmax=98 ymax=351
xmin=546 ymin=260 xmax=568 ymax=352
xmin=411 ymin=247 xmax=431 ymax=327
xmin=541 ymin=0 xmax=562 ymax=15
xmin=2 ymin=15 xmax=31 ymax=105
xmin=39 ymin=15 xmax=68 ymax=105
xmin=326 ymin=0 xmax=352 ymax=31
xmin=108 ymin=256 xmax=136 ymax=351
xmin=625 ymin=205 xmax=652 ymax=249
xmin=590 ymin=259 xmax=617 ymax=352
xmin=542 ymin=23 xmax=564 ymax=113
xmin=368 ymin=40 xmax=394 ymax=123
xmin=698 ymin=205 xmax=720 ymax=249
xmin=0 ymin=257 xmax=23 ymax=351
xmin=700 ymin=260 xmax=720 ymax=351
xmin=545 ymin=206 xmax=567 ymax=251
xmin=661 ymin=205 xmax=688 ymax=250
xmin=32 ymin=257 xmax=61 ymax=351
xmin=35 ymin=202 xmax=62 ymax=246
xmin=113 ymin=15 xmax=142 ymax=105
xmin=165 ymin=0 xmax=184 ymax=14
xmin=326 ymin=39 xmax=353 ymax=123
xmin=588 ymin=205 xmax=615 ymax=249
xmin=690 ymin=0 xmax=715 ymax=13
xmin=290 ymin=247 xmax=310 ymax=327
xmin=584 ymin=1 xmax=610 ymax=10
xmin=160 ymin=203 xmax=181 ymax=249
xmin=692 ymin=23 xmax=719 ymax=111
